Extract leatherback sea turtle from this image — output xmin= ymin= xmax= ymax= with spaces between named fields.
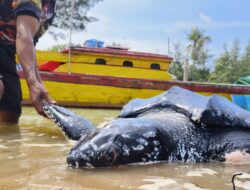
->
xmin=43 ymin=86 xmax=250 ymax=168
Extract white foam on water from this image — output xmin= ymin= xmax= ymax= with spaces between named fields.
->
xmin=234 ymin=180 xmax=250 ymax=190
xmin=238 ymin=173 xmax=250 ymax=179
xmin=7 ymin=138 xmax=29 ymax=142
xmin=37 ymin=133 xmax=45 ymax=137
xmin=120 ymin=185 xmax=134 ymax=189
xmin=16 ymin=153 xmax=27 ymax=158
xmin=183 ymin=183 xmax=210 ymax=190
xmin=185 ymin=168 xmax=218 ymax=177
xmin=23 ymin=143 xmax=67 ymax=148
xmin=18 ymin=183 xmax=69 ymax=190
xmin=20 ymin=115 xmax=46 ymax=125
xmin=0 ymin=145 xmax=8 ymax=149
xmin=139 ymin=178 xmax=177 ymax=190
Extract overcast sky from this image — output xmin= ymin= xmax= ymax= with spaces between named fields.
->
xmin=37 ymin=0 xmax=250 ymax=60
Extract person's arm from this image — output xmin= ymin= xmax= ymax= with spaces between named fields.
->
xmin=16 ymin=15 xmax=55 ymax=116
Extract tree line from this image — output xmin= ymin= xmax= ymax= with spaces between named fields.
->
xmin=169 ymin=28 xmax=250 ymax=84
xmin=47 ymin=1 xmax=249 ymax=84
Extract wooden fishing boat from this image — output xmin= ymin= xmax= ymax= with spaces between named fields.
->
xmin=18 ymin=47 xmax=250 ymax=108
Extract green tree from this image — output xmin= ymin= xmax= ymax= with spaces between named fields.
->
xmin=47 ymin=44 xmax=68 ymax=52
xmin=209 ymin=39 xmax=244 ymax=83
xmin=186 ymin=27 xmax=211 ymax=81
xmin=168 ymin=42 xmax=184 ymax=80
xmin=240 ymin=42 xmax=250 ymax=77
xmin=189 ymin=65 xmax=210 ymax=82
xmin=49 ymin=0 xmax=103 ymax=39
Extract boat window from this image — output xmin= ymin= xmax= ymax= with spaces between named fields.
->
xmin=151 ymin=63 xmax=160 ymax=70
xmin=95 ymin=58 xmax=106 ymax=65
xmin=123 ymin=61 xmax=133 ymax=67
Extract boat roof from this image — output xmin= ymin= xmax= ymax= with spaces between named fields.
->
xmin=62 ymin=47 xmax=173 ymax=61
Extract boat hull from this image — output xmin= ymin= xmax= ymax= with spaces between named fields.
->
xmin=19 ymin=72 xmax=250 ymax=108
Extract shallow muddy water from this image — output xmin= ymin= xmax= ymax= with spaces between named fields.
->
xmin=0 ymin=107 xmax=249 ymax=190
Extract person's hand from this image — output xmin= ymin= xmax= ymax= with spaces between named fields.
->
xmin=28 ymin=80 xmax=55 ymax=117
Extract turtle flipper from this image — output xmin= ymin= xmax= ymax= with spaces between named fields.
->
xmin=43 ymin=103 xmax=96 ymax=140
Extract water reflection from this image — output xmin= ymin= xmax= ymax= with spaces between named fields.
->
xmin=0 ymin=107 xmax=249 ymax=190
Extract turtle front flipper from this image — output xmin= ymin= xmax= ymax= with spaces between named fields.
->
xmin=43 ymin=103 xmax=96 ymax=140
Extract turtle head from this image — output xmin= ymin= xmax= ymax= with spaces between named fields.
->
xmin=43 ymin=103 xmax=96 ymax=140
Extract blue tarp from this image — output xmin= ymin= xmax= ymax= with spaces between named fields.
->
xmin=232 ymin=75 xmax=250 ymax=111
xmin=84 ymin=39 xmax=104 ymax=48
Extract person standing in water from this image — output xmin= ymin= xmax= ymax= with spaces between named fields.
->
xmin=0 ymin=0 xmax=56 ymax=123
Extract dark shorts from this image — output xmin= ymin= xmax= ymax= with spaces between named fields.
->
xmin=0 ymin=45 xmax=22 ymax=114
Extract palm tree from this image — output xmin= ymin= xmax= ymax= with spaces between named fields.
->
xmin=185 ymin=28 xmax=211 ymax=82
xmin=187 ymin=27 xmax=211 ymax=68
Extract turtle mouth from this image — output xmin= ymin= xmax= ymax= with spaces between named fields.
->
xmin=110 ymin=146 xmax=119 ymax=165
xmin=67 ymin=145 xmax=119 ymax=168
xmin=67 ymin=152 xmax=87 ymax=168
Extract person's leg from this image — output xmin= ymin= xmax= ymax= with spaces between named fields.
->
xmin=0 ymin=110 xmax=20 ymax=123
xmin=0 ymin=72 xmax=22 ymax=124
xmin=0 ymin=46 xmax=22 ymax=124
